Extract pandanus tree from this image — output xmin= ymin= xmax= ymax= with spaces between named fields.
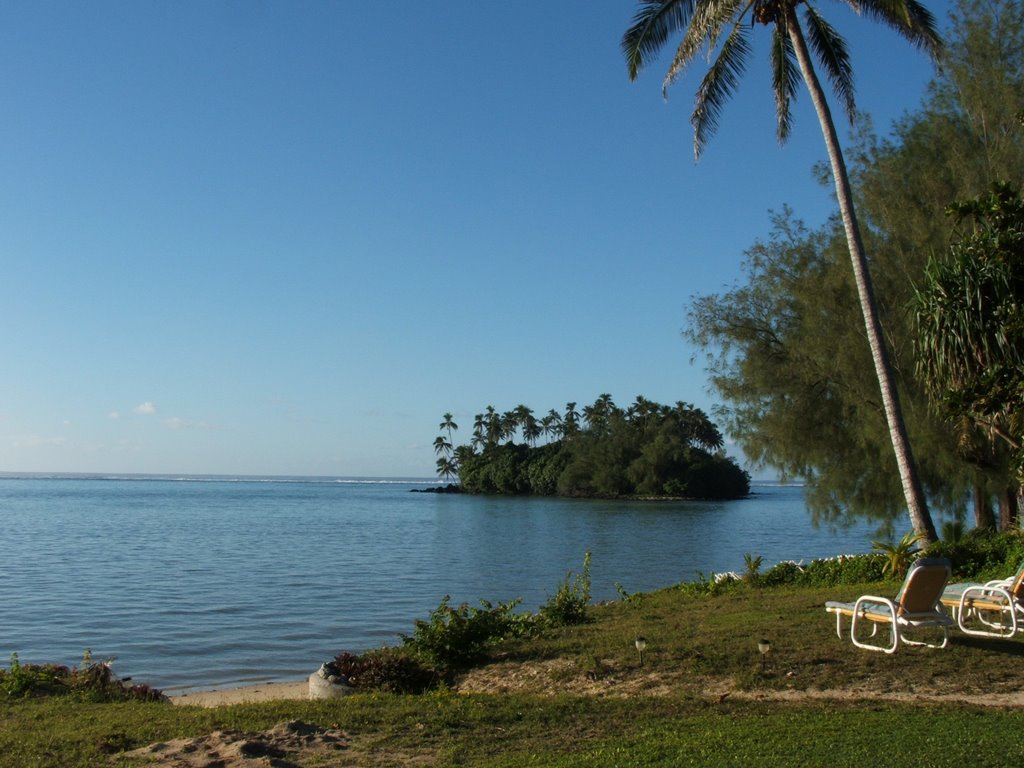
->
xmin=622 ymin=0 xmax=942 ymax=542
xmin=914 ymin=184 xmax=1024 ymax=511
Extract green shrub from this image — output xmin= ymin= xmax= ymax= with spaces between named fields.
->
xmin=925 ymin=529 xmax=1024 ymax=581
xmin=678 ymin=570 xmax=742 ymax=596
xmin=401 ymin=595 xmax=530 ymax=671
xmin=686 ymin=553 xmax=889 ymax=593
xmin=799 ymin=553 xmax=887 ymax=585
xmin=942 ymin=519 xmax=965 ymax=543
xmin=0 ymin=651 xmax=165 ymax=702
xmin=540 ymin=551 xmax=592 ymax=626
xmin=872 ymin=531 xmax=925 ymax=579
xmin=331 ymin=648 xmax=436 ymax=693
xmin=758 ymin=560 xmax=804 ymax=587
xmin=742 ymin=553 xmax=763 ymax=584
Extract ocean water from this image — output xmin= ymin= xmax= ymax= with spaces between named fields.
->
xmin=0 ymin=475 xmax=878 ymax=692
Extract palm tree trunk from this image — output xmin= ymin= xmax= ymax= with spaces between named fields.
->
xmin=786 ymin=11 xmax=937 ymax=543
xmin=999 ymin=485 xmax=1020 ymax=531
xmin=973 ymin=481 xmax=996 ymax=529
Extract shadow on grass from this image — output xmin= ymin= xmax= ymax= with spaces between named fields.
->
xmin=950 ymin=635 xmax=1024 ymax=656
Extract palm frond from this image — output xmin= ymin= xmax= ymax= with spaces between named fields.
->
xmin=853 ymin=0 xmax=943 ymax=59
xmin=770 ymin=22 xmax=799 ymax=144
xmin=802 ymin=5 xmax=856 ymax=123
xmin=692 ymin=23 xmax=751 ymax=159
xmin=663 ymin=0 xmax=747 ymax=97
xmin=622 ymin=0 xmax=696 ymax=81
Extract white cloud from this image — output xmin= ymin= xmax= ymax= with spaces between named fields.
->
xmin=134 ymin=401 xmax=157 ymax=415
xmin=163 ymin=417 xmax=210 ymax=430
xmin=13 ymin=435 xmax=68 ymax=448
xmin=108 ymin=411 xmax=120 ymax=419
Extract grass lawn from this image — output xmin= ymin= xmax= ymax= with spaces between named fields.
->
xmin=4 ymin=579 xmax=1024 ymax=766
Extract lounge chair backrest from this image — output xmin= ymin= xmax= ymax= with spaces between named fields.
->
xmin=1008 ymin=560 xmax=1024 ymax=600
xmin=895 ymin=558 xmax=951 ymax=616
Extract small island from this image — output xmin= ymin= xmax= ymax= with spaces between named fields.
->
xmin=433 ymin=395 xmax=749 ymax=500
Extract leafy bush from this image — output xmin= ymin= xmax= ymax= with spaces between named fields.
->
xmin=686 ymin=553 xmax=889 ymax=592
xmin=742 ymin=553 xmax=763 ymax=584
xmin=540 ymin=551 xmax=592 ymax=626
xmin=942 ymin=520 xmax=965 ymax=544
xmin=331 ymin=648 xmax=435 ymax=694
xmin=525 ymin=442 xmax=572 ymax=495
xmin=0 ymin=651 xmax=165 ymax=702
xmin=757 ymin=560 xmax=804 ymax=587
xmin=798 ymin=553 xmax=887 ymax=585
xmin=401 ymin=595 xmax=530 ymax=671
xmin=872 ymin=531 xmax=925 ymax=578
xmin=925 ymin=529 xmax=1024 ymax=581
xmin=678 ymin=570 xmax=742 ymax=597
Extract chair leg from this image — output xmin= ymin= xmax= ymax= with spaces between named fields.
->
xmin=851 ymin=614 xmax=898 ymax=653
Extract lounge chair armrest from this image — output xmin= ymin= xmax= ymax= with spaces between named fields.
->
xmin=984 ymin=578 xmax=1013 ymax=588
xmin=853 ymin=595 xmax=895 ymax=615
xmin=961 ymin=584 xmax=1013 ymax=603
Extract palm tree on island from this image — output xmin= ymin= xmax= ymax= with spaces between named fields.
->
xmin=621 ymin=0 xmax=942 ymax=542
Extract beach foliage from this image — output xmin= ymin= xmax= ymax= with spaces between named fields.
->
xmin=914 ymin=183 xmax=1024 ymax=480
xmin=9 ymin=537 xmax=1024 ymax=765
xmin=686 ymin=0 xmax=1024 ymax=529
xmin=684 ymin=552 xmax=889 ymax=595
xmin=742 ymin=552 xmax=764 ymax=584
xmin=442 ymin=396 xmax=749 ymax=499
xmin=0 ymin=650 xmax=164 ymax=703
xmin=871 ymin=530 xmax=925 ymax=579
xmin=540 ymin=551 xmax=592 ymax=627
xmin=331 ymin=648 xmax=435 ymax=694
xmin=401 ymin=595 xmax=532 ymax=672
xmin=925 ymin=527 xmax=1024 ymax=582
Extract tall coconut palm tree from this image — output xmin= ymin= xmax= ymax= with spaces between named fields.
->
xmin=542 ymin=409 xmax=563 ymax=442
xmin=436 ymin=456 xmax=458 ymax=483
xmin=439 ymin=412 xmax=458 ymax=445
xmin=472 ymin=412 xmax=486 ymax=450
xmin=563 ymin=402 xmax=582 ymax=440
xmin=622 ymin=0 xmax=942 ymax=541
xmin=485 ymin=405 xmax=503 ymax=447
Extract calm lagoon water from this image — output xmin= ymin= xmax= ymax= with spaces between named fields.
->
xmin=0 ymin=475 xmax=879 ymax=691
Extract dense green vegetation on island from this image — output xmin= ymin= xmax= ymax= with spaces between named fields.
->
xmin=434 ymin=396 xmax=749 ymax=499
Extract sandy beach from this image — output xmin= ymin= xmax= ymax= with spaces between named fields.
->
xmin=168 ymin=680 xmax=309 ymax=707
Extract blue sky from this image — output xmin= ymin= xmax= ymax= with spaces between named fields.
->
xmin=0 ymin=1 xmax=953 ymax=478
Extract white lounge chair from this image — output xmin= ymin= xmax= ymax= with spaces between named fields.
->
xmin=940 ymin=560 xmax=1024 ymax=638
xmin=825 ymin=558 xmax=953 ymax=653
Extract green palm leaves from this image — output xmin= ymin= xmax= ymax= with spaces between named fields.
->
xmin=622 ymin=0 xmax=939 ymax=159
xmin=872 ymin=531 xmax=925 ymax=579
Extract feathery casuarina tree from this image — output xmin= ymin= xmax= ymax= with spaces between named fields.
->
xmin=622 ymin=0 xmax=942 ymax=541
